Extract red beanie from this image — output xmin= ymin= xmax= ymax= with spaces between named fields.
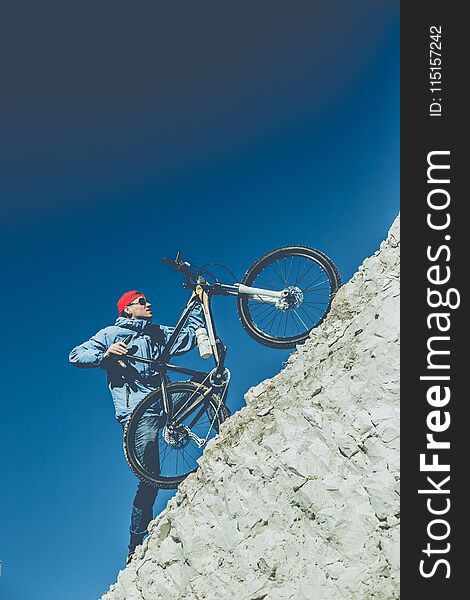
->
xmin=117 ymin=290 xmax=143 ymax=315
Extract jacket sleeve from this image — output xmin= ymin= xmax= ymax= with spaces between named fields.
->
xmin=162 ymin=302 xmax=206 ymax=357
xmin=69 ymin=329 xmax=110 ymax=369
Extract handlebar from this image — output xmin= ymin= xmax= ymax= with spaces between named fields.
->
xmin=161 ymin=257 xmax=180 ymax=269
xmin=161 ymin=253 xmax=197 ymax=286
xmin=160 ymin=253 xmax=190 ymax=271
xmin=161 ymin=252 xmax=233 ymax=288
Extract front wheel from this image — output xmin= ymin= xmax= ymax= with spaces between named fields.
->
xmin=124 ymin=381 xmax=230 ymax=489
xmin=237 ymin=245 xmax=341 ymax=349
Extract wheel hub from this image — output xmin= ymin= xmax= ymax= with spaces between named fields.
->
xmin=163 ymin=424 xmax=190 ymax=449
xmin=275 ymin=286 xmax=304 ymax=311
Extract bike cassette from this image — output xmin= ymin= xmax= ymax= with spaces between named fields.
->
xmin=163 ymin=425 xmax=205 ymax=448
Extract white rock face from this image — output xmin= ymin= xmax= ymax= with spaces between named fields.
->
xmin=103 ymin=216 xmax=400 ymax=600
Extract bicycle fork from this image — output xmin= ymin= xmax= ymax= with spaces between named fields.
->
xmin=159 ymin=372 xmax=173 ymax=424
xmin=214 ymin=282 xmax=287 ymax=304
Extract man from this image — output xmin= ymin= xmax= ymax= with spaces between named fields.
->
xmin=69 ymin=290 xmax=204 ymax=562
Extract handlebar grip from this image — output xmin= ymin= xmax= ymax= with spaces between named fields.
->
xmin=161 ymin=257 xmax=178 ymax=269
xmin=161 ymin=256 xmax=193 ymax=275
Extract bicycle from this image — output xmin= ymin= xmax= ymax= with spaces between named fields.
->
xmin=123 ymin=246 xmax=341 ymax=488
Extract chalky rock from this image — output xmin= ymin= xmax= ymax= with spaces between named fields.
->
xmin=102 ymin=216 xmax=400 ymax=600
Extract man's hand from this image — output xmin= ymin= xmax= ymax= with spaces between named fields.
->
xmin=194 ymin=284 xmax=204 ymax=301
xmin=104 ymin=342 xmax=128 ymax=358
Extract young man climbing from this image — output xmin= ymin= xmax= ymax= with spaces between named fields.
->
xmin=69 ymin=289 xmax=204 ymax=563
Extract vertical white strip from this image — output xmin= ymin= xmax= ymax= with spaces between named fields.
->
xmin=202 ymin=300 xmax=219 ymax=362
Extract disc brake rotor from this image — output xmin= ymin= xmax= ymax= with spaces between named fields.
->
xmin=275 ymin=286 xmax=304 ymax=311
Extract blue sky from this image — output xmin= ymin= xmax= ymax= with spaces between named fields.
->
xmin=0 ymin=2 xmax=399 ymax=598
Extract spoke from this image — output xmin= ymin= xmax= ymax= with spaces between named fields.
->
xmin=285 ymin=256 xmax=294 ymax=285
xmin=187 ymin=445 xmax=200 ymax=467
xmin=276 ymin=260 xmax=288 ymax=286
xmin=282 ymin=257 xmax=288 ymax=284
xmin=295 ymin=257 xmax=302 ymax=284
xmin=275 ymin=311 xmax=284 ymax=337
xmin=249 ymin=301 xmax=273 ymax=312
xmin=286 ymin=312 xmax=292 ymax=337
xmin=292 ymin=309 xmax=308 ymax=331
xmin=301 ymin=303 xmax=324 ymax=323
xmin=267 ymin=310 xmax=282 ymax=334
xmin=264 ymin=262 xmax=287 ymax=287
xmin=260 ymin=309 xmax=282 ymax=328
xmin=160 ymin=437 xmax=171 ymax=460
xmin=262 ymin=309 xmax=278 ymax=333
xmin=302 ymin=291 xmax=330 ymax=300
xmin=302 ymin=301 xmax=329 ymax=307
xmin=300 ymin=276 xmax=326 ymax=292
xmin=292 ymin=311 xmax=300 ymax=335
xmin=295 ymin=257 xmax=314 ymax=284
xmin=249 ymin=301 xmax=274 ymax=314
xmin=256 ymin=309 xmax=277 ymax=326
xmin=179 ymin=449 xmax=193 ymax=471
xmin=299 ymin=304 xmax=319 ymax=325
xmin=297 ymin=261 xmax=317 ymax=286
xmin=254 ymin=274 xmax=278 ymax=290
xmin=302 ymin=279 xmax=330 ymax=293
xmin=302 ymin=288 xmax=329 ymax=299
xmin=253 ymin=310 xmax=275 ymax=326
xmin=160 ymin=443 xmax=172 ymax=467
xmin=183 ymin=442 xmax=199 ymax=464
xmin=291 ymin=310 xmax=301 ymax=333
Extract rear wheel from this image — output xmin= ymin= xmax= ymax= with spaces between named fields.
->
xmin=124 ymin=381 xmax=230 ymax=489
xmin=237 ymin=246 xmax=341 ymax=349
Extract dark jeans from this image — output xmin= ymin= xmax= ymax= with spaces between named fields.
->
xmin=122 ymin=415 xmax=161 ymax=550
xmin=130 ymin=481 xmax=158 ymax=538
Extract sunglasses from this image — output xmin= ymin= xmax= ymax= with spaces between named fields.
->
xmin=128 ymin=297 xmax=149 ymax=307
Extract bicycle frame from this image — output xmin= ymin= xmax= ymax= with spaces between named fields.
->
xmin=124 ymin=290 xmax=228 ymax=430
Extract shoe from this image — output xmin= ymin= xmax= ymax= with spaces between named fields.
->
xmin=126 ymin=533 xmax=144 ymax=565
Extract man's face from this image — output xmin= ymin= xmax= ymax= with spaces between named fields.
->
xmin=124 ymin=295 xmax=153 ymax=320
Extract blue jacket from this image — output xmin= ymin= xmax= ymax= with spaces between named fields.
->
xmin=69 ymin=305 xmax=205 ymax=424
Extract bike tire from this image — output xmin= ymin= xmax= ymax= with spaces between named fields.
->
xmin=237 ymin=245 xmax=341 ymax=349
xmin=124 ymin=381 xmax=230 ymax=489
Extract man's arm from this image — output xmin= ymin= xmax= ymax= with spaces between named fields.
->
xmin=69 ymin=329 xmax=110 ymax=368
xmin=161 ymin=302 xmax=205 ymax=357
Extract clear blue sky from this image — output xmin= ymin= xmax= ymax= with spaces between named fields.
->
xmin=0 ymin=2 xmax=399 ymax=598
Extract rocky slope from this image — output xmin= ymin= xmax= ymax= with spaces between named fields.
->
xmin=103 ymin=216 xmax=400 ymax=600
